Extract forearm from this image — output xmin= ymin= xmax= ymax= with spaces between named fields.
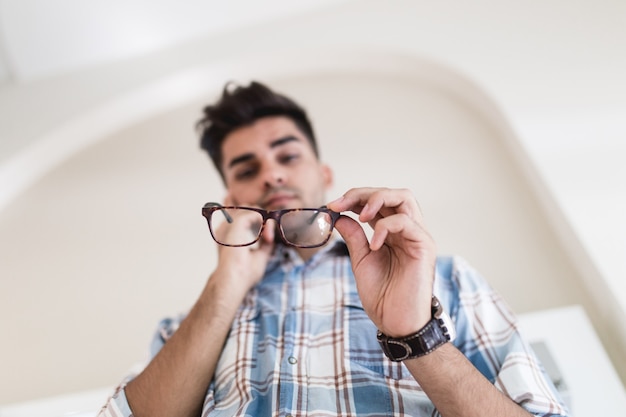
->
xmin=125 ymin=276 xmax=244 ymax=417
xmin=405 ymin=343 xmax=532 ymax=417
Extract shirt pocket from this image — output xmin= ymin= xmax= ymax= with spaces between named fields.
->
xmin=343 ymin=295 xmax=414 ymax=381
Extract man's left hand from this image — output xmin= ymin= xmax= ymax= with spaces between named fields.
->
xmin=327 ymin=187 xmax=437 ymax=337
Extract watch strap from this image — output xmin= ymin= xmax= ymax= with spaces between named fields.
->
xmin=377 ymin=296 xmax=453 ymax=362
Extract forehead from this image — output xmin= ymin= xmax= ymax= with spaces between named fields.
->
xmin=221 ymin=116 xmax=311 ymax=160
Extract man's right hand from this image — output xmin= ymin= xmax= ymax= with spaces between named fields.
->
xmin=125 ymin=199 xmax=275 ymax=417
xmin=210 ymin=199 xmax=275 ymax=295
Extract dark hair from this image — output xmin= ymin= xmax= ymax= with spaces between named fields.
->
xmin=196 ymin=81 xmax=318 ymax=179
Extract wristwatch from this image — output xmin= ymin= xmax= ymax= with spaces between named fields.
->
xmin=377 ymin=295 xmax=454 ymax=362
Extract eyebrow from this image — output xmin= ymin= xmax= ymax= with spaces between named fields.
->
xmin=227 ymin=135 xmax=300 ymax=169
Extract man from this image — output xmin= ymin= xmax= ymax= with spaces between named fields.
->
xmin=99 ymin=81 xmax=569 ymax=417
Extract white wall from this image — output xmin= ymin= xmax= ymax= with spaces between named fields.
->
xmin=0 ymin=64 xmax=598 ymax=404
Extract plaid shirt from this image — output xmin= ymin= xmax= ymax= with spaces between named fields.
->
xmin=100 ymin=239 xmax=569 ymax=416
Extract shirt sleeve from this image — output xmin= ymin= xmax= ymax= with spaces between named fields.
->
xmin=96 ymin=377 xmax=136 ymax=417
xmin=436 ymin=256 xmax=570 ymax=417
xmin=96 ymin=314 xmax=185 ymax=417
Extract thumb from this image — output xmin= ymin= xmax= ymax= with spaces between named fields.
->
xmin=334 ymin=215 xmax=371 ymax=264
xmin=254 ymin=225 xmax=275 ymax=259
xmin=260 ymin=222 xmax=275 ymax=244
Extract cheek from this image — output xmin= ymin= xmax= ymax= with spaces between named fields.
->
xmin=312 ymin=166 xmax=331 ymax=188
xmin=226 ymin=183 xmax=260 ymax=205
xmin=299 ymin=168 xmax=330 ymax=196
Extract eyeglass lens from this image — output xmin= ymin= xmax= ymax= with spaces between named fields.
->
xmin=209 ymin=208 xmax=334 ymax=248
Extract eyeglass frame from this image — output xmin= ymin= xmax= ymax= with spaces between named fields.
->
xmin=201 ymin=202 xmax=342 ymax=248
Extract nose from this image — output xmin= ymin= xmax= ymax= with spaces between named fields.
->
xmin=261 ymin=163 xmax=285 ymax=189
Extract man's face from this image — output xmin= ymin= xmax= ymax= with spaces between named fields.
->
xmin=220 ymin=116 xmax=333 ymax=210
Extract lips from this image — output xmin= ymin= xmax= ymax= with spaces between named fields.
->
xmin=262 ymin=191 xmax=298 ymax=209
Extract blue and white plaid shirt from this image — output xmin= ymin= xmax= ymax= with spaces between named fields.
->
xmin=100 ymin=239 xmax=569 ymax=416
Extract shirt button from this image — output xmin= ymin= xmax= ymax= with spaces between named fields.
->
xmin=288 ymin=356 xmax=298 ymax=365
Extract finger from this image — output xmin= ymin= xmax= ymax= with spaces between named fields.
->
xmin=327 ymin=195 xmax=364 ymax=216
xmin=255 ymin=230 xmax=275 ymax=257
xmin=333 ymin=215 xmax=371 ymax=264
xmin=360 ymin=188 xmax=421 ymax=223
xmin=329 ymin=188 xmax=422 ymax=223
xmin=259 ymin=222 xmax=275 ymax=244
xmin=370 ymin=213 xmax=434 ymax=252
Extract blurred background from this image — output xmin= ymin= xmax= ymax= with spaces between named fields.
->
xmin=0 ymin=0 xmax=625 ymax=406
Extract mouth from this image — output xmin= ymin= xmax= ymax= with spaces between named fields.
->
xmin=262 ymin=192 xmax=298 ymax=210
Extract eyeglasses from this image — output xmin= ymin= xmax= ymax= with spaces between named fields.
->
xmin=202 ymin=202 xmax=341 ymax=248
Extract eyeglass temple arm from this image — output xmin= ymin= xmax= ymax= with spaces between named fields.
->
xmin=204 ymin=202 xmax=234 ymax=223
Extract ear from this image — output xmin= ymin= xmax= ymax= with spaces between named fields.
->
xmin=321 ymin=163 xmax=334 ymax=190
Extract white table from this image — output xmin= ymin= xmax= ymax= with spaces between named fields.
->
xmin=0 ymin=387 xmax=111 ymax=417
xmin=518 ymin=305 xmax=626 ymax=416
xmin=1 ymin=305 xmax=624 ymax=416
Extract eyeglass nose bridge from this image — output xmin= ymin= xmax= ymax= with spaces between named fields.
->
xmin=259 ymin=210 xmax=301 ymax=245
xmin=263 ymin=209 xmax=284 ymax=223
xmin=256 ymin=210 xmax=282 ymax=241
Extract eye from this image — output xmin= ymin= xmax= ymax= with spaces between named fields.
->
xmin=279 ymin=153 xmax=300 ymax=164
xmin=234 ymin=165 xmax=258 ymax=181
